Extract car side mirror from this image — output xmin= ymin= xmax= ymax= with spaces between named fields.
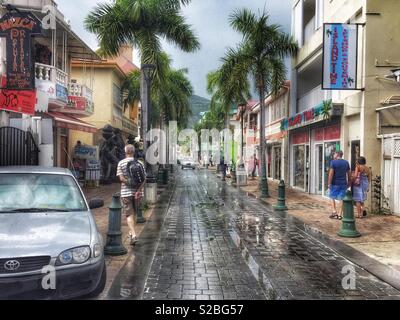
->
xmin=89 ymin=198 xmax=104 ymax=209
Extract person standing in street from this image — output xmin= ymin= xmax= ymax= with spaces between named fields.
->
xmin=328 ymin=150 xmax=351 ymax=220
xmin=116 ymin=144 xmax=146 ymax=245
xmin=252 ymin=154 xmax=258 ymax=178
xmin=352 ymin=156 xmax=371 ymax=218
xmin=220 ymin=157 xmax=227 ymax=181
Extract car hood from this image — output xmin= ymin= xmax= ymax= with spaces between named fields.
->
xmin=0 ymin=211 xmax=92 ymax=259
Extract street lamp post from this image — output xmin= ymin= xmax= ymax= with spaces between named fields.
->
xmin=258 ymin=85 xmax=269 ymax=198
xmin=238 ymin=103 xmax=246 ymax=167
xmin=141 ymin=63 xmax=157 ymax=204
xmin=142 ymin=63 xmax=156 ymax=181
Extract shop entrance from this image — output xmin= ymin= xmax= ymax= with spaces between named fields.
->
xmin=315 ymin=144 xmax=323 ymax=194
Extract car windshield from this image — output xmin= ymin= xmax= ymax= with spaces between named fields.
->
xmin=0 ymin=173 xmax=87 ymax=213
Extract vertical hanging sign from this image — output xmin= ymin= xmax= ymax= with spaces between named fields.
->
xmin=0 ymin=10 xmax=43 ymax=90
xmin=322 ymin=23 xmax=358 ymax=90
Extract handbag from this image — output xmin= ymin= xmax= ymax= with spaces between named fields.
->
xmin=353 ymin=173 xmax=361 ymax=186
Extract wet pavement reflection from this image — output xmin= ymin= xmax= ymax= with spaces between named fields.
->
xmin=110 ymin=169 xmax=400 ymax=300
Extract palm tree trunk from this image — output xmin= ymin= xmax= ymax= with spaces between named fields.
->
xmin=258 ymin=77 xmax=270 ymax=198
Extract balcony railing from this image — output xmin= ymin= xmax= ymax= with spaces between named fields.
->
xmin=35 ymin=63 xmax=68 ymax=88
xmin=297 ymin=85 xmax=332 ymax=112
xmin=68 ymin=83 xmax=93 ymax=101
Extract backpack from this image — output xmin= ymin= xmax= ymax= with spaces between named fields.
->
xmin=126 ymin=159 xmax=146 ymax=189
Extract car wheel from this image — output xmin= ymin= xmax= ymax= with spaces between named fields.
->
xmin=192 ymin=167 xmax=195 ymax=170
xmin=181 ymin=166 xmax=184 ymax=170
xmin=86 ymin=261 xmax=107 ymax=298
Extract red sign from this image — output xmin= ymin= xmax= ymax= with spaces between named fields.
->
xmin=292 ymin=132 xmax=309 ymax=145
xmin=0 ymin=77 xmax=36 ymax=115
xmin=68 ymin=96 xmax=86 ymax=111
xmin=324 ymin=124 xmax=341 ymax=140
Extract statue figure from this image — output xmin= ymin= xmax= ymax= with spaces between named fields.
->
xmin=99 ymin=125 xmax=120 ymax=184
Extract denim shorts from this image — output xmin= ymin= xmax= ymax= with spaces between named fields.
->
xmin=329 ymin=185 xmax=348 ymax=200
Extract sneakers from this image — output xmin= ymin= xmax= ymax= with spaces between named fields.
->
xmin=128 ymin=232 xmax=139 ymax=245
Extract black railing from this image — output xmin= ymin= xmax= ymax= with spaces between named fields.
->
xmin=0 ymin=127 xmax=39 ymax=166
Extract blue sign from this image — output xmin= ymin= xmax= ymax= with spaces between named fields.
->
xmin=56 ymin=84 xmax=68 ymax=103
xmin=323 ymin=23 xmax=358 ymax=90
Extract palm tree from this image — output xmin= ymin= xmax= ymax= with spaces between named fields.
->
xmin=206 ymin=69 xmax=250 ymax=167
xmin=86 ymin=0 xmax=200 ymax=148
xmin=85 ymin=0 xmax=199 ymax=73
xmin=223 ymin=8 xmax=298 ymax=197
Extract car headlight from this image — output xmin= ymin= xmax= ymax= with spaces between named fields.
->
xmin=56 ymin=246 xmax=91 ymax=265
xmin=93 ymin=243 xmax=102 ymax=258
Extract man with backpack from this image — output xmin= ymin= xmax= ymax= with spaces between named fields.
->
xmin=116 ymin=144 xmax=146 ymax=245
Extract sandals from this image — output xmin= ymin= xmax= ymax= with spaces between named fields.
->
xmin=129 ymin=233 xmax=139 ymax=245
xmin=329 ymin=213 xmax=342 ymax=220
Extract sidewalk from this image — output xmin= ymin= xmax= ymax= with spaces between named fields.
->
xmin=236 ymin=176 xmax=400 ymax=272
xmin=82 ymin=183 xmax=156 ymax=299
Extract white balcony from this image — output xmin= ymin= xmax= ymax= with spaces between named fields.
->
xmin=297 ymin=85 xmax=332 ymax=112
xmin=35 ymin=63 xmax=68 ymax=88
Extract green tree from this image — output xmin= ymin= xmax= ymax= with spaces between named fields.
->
xmin=222 ymin=8 xmax=298 ymax=197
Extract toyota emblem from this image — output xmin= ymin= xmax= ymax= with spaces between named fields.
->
xmin=4 ymin=260 xmax=20 ymax=271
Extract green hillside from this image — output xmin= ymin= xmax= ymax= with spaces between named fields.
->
xmin=188 ymin=95 xmax=211 ymax=128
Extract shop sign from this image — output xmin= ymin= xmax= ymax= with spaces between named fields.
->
xmin=0 ymin=76 xmax=36 ymax=115
xmin=280 ymin=103 xmax=325 ymax=132
xmin=68 ymin=96 xmax=86 ymax=111
xmin=56 ymin=84 xmax=68 ymax=103
xmin=0 ymin=11 xmax=43 ymax=90
xmin=74 ymin=145 xmax=98 ymax=160
xmin=322 ymin=23 xmax=358 ymax=90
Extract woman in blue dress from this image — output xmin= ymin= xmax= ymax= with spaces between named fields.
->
xmin=352 ymin=157 xmax=371 ymax=218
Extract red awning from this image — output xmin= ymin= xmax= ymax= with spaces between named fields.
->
xmin=47 ymin=112 xmax=97 ymax=133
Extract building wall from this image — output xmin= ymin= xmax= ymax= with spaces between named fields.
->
xmin=71 ymin=67 xmax=113 ymax=129
xmin=362 ymin=0 xmax=400 ymax=177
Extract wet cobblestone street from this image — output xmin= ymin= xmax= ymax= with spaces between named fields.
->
xmin=111 ymin=169 xmax=400 ymax=300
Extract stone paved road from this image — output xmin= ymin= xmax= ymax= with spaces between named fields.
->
xmin=112 ymin=169 xmax=400 ymax=300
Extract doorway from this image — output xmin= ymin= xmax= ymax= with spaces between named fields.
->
xmin=60 ymin=135 xmax=68 ymax=168
xmin=315 ymin=144 xmax=324 ymax=194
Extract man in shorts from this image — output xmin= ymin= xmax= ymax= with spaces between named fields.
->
xmin=328 ymin=150 xmax=351 ymax=220
xmin=116 ymin=144 xmax=145 ymax=245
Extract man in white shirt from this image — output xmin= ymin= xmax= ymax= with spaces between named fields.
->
xmin=116 ymin=144 xmax=145 ymax=245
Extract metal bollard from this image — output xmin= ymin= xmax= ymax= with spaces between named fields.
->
xmin=135 ymin=191 xmax=146 ymax=224
xmin=338 ymin=190 xmax=361 ymax=238
xmin=273 ymin=180 xmax=288 ymax=211
xmin=104 ymin=193 xmax=127 ymax=256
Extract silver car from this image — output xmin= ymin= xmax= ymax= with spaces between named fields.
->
xmin=0 ymin=167 xmax=106 ymax=299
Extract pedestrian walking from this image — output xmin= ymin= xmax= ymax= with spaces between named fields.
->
xmin=352 ymin=156 xmax=371 ymax=218
xmin=220 ymin=157 xmax=227 ymax=181
xmin=252 ymin=154 xmax=258 ymax=178
xmin=328 ymin=150 xmax=351 ymax=220
xmin=116 ymin=144 xmax=146 ymax=245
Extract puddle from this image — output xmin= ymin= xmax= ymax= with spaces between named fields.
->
xmin=229 ymin=229 xmax=279 ymax=300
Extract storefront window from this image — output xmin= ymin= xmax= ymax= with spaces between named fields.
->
xmin=294 ymin=145 xmax=305 ymax=189
xmin=324 ymin=141 xmax=340 ymax=194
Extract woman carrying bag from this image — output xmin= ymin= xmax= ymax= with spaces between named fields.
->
xmin=352 ymin=157 xmax=372 ymax=219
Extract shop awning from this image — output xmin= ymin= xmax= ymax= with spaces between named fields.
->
xmin=47 ymin=112 xmax=97 ymax=133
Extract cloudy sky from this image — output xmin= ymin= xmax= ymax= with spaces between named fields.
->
xmin=57 ymin=0 xmax=293 ymax=98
